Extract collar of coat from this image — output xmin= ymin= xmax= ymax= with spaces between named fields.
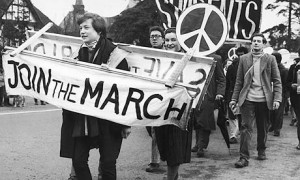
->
xmin=78 ymin=36 xmax=116 ymax=64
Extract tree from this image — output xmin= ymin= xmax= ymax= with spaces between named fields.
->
xmin=108 ymin=0 xmax=162 ymax=47
xmin=264 ymin=0 xmax=300 ymax=51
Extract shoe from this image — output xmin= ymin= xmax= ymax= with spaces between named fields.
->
xmin=274 ymin=130 xmax=280 ymax=137
xmin=191 ymin=146 xmax=198 ymax=152
xmin=268 ymin=126 xmax=274 ymax=132
xmin=145 ymin=163 xmax=160 ymax=172
xmin=290 ymin=119 xmax=297 ymax=126
xmin=98 ymin=174 xmax=102 ymax=180
xmin=296 ymin=145 xmax=300 ymax=150
xmin=229 ymin=137 xmax=238 ymax=144
xmin=68 ymin=176 xmax=78 ymax=180
xmin=234 ymin=158 xmax=248 ymax=168
xmin=257 ymin=151 xmax=267 ymax=160
xmin=196 ymin=148 xmax=205 ymax=157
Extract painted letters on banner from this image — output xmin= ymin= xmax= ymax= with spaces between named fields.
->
xmin=2 ymin=50 xmax=192 ymax=129
xmin=2 ymin=32 xmax=215 ymax=129
xmin=26 ymin=31 xmax=215 ymax=108
xmin=155 ymin=0 xmax=262 ymax=41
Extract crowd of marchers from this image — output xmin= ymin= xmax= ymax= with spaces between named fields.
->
xmin=1 ymin=12 xmax=300 ymax=180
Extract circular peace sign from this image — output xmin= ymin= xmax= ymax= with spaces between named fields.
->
xmin=176 ymin=3 xmax=228 ymax=56
xmin=228 ymin=47 xmax=238 ymax=60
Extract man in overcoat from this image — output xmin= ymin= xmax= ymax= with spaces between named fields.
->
xmin=192 ymin=52 xmax=226 ymax=157
xmin=229 ymin=33 xmax=282 ymax=168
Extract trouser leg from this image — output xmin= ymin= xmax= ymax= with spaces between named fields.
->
xmin=240 ymin=101 xmax=256 ymax=160
xmin=196 ymin=128 xmax=211 ymax=149
xmin=228 ymin=119 xmax=239 ymax=138
xmin=273 ymin=98 xmax=286 ymax=131
xmin=195 ymin=129 xmax=200 ymax=147
xmin=0 ymin=86 xmax=4 ymax=106
xmin=70 ymin=164 xmax=76 ymax=177
xmin=291 ymin=95 xmax=300 ymax=142
xmin=255 ymin=102 xmax=269 ymax=152
xmin=151 ymin=127 xmax=160 ymax=164
xmin=99 ymin=123 xmax=123 ymax=180
xmin=72 ymin=137 xmax=92 ymax=180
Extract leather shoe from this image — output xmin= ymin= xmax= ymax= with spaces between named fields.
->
xmin=197 ymin=148 xmax=205 ymax=157
xmin=274 ymin=130 xmax=280 ymax=137
xmin=268 ymin=126 xmax=274 ymax=132
xmin=235 ymin=158 xmax=248 ymax=168
xmin=257 ymin=151 xmax=266 ymax=160
xmin=191 ymin=146 xmax=198 ymax=152
xmin=229 ymin=137 xmax=238 ymax=144
xmin=290 ymin=119 xmax=297 ymax=126
xmin=145 ymin=163 xmax=160 ymax=172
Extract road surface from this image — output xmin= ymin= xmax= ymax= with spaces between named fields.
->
xmin=1 ymin=98 xmax=300 ymax=180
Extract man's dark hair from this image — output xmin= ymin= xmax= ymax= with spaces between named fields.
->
xmin=250 ymin=33 xmax=267 ymax=44
xmin=77 ymin=13 xmax=107 ymax=37
xmin=149 ymin=26 xmax=164 ymax=38
xmin=272 ymin=52 xmax=282 ymax=64
xmin=236 ymin=46 xmax=248 ymax=54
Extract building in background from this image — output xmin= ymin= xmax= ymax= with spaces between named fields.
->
xmin=59 ymin=0 xmax=85 ymax=37
xmin=0 ymin=0 xmax=61 ymax=47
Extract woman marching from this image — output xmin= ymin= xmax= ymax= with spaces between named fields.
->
xmin=154 ymin=27 xmax=192 ymax=180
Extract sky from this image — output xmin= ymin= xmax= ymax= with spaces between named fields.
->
xmin=30 ymin=0 xmax=291 ymax=32
xmin=31 ymin=0 xmax=130 ymax=24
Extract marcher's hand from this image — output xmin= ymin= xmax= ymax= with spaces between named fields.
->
xmin=215 ymin=94 xmax=223 ymax=100
xmin=273 ymin=101 xmax=280 ymax=110
xmin=229 ymin=100 xmax=236 ymax=109
xmin=291 ymin=83 xmax=298 ymax=89
xmin=121 ymin=127 xmax=131 ymax=139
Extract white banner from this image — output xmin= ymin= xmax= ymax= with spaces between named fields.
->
xmin=3 ymin=31 xmax=215 ymax=129
xmin=26 ymin=31 xmax=215 ymax=108
xmin=2 ymin=50 xmax=192 ymax=129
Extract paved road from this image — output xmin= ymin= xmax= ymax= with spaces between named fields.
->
xmin=1 ymin=97 xmax=300 ymax=180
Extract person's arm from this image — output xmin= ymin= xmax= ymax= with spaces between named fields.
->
xmin=271 ymin=56 xmax=282 ymax=104
xmin=116 ymin=58 xmax=131 ymax=137
xmin=231 ymin=56 xmax=244 ymax=102
xmin=286 ymin=64 xmax=295 ymax=92
xmin=225 ymin=65 xmax=233 ymax=103
xmin=214 ymin=55 xmax=226 ymax=100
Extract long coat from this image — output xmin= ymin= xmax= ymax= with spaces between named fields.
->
xmin=60 ymin=37 xmax=129 ymax=158
xmin=193 ymin=54 xmax=226 ymax=130
xmin=231 ymin=53 xmax=282 ymax=109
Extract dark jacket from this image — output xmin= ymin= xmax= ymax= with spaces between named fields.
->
xmin=193 ymin=54 xmax=226 ymax=130
xmin=287 ymin=58 xmax=300 ymax=97
xmin=60 ymin=37 xmax=129 ymax=158
xmin=278 ymin=63 xmax=289 ymax=99
xmin=225 ymin=57 xmax=239 ymax=104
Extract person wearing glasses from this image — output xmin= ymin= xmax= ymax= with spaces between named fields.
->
xmin=145 ymin=26 xmax=165 ymax=173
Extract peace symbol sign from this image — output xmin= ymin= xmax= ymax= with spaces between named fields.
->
xmin=176 ymin=4 xmax=228 ymax=56
xmin=228 ymin=47 xmax=238 ymax=60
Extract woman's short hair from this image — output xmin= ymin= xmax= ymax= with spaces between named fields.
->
xmin=77 ymin=13 xmax=107 ymax=37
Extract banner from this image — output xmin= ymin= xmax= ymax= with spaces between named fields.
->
xmin=3 ymin=31 xmax=215 ymax=129
xmin=2 ymin=49 xmax=193 ymax=129
xmin=155 ymin=0 xmax=262 ymax=41
xmin=26 ymin=31 xmax=215 ymax=108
